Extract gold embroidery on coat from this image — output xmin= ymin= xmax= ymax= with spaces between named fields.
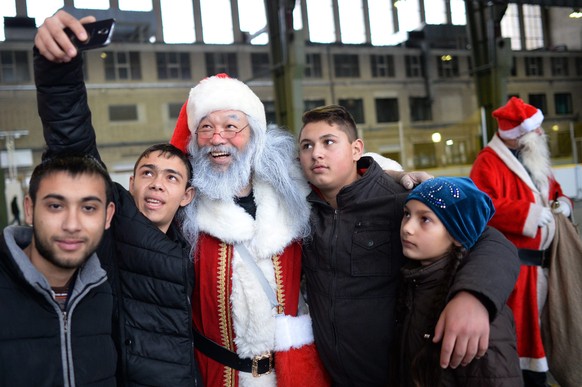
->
xmin=217 ymin=242 xmax=235 ymax=386
xmin=272 ymin=255 xmax=285 ymax=314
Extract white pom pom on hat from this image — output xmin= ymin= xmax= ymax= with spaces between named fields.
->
xmin=493 ymin=97 xmax=544 ymax=140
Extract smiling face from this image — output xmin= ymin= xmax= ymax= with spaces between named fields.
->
xmin=24 ymin=171 xmax=115 ymax=286
xmin=195 ymin=110 xmax=251 ymax=172
xmin=129 ymin=151 xmax=194 ymax=233
xmin=299 ymin=121 xmax=363 ymax=204
xmin=400 ymin=200 xmax=459 ymax=265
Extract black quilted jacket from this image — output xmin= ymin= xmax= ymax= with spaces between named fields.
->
xmin=34 ymin=48 xmax=200 ymax=387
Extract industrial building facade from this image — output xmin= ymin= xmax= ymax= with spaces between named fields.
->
xmin=0 ymin=1 xmax=581 ymax=185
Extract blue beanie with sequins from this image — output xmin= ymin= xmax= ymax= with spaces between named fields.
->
xmin=405 ymin=177 xmax=495 ymax=250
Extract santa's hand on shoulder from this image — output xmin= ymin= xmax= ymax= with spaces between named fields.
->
xmin=538 ymin=207 xmax=553 ymax=227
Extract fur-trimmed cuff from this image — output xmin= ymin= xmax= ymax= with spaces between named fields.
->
xmin=274 ymin=314 xmax=314 ymax=351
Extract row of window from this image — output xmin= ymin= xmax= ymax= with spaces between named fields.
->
xmin=2 ymin=49 xmax=581 ymax=83
xmin=108 ymin=91 xmax=573 ymax=125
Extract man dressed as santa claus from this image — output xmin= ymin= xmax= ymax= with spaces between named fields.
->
xmin=470 ymin=97 xmax=572 ymax=387
xmin=170 ymin=74 xmax=329 ymax=387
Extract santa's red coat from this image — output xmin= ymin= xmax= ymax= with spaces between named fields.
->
xmin=471 ymin=134 xmax=570 ymax=372
xmin=190 ymin=178 xmax=329 ymax=387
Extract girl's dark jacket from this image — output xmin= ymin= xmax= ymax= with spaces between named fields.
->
xmin=397 ymin=243 xmax=523 ymax=386
xmin=34 ymin=47 xmax=200 ymax=387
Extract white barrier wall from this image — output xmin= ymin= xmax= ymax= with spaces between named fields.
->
xmin=554 ymin=165 xmax=582 ymax=200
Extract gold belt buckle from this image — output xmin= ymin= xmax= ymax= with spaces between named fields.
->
xmin=251 ymin=352 xmax=273 ymax=377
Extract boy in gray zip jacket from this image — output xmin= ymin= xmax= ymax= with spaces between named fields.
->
xmin=0 ymin=154 xmax=117 ymax=386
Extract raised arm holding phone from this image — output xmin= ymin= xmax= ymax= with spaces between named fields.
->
xmin=34 ymin=10 xmax=201 ymax=386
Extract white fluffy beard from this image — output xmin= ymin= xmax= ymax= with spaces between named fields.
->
xmin=189 ymin=142 xmax=255 ymax=201
xmin=519 ymin=131 xmax=552 ymax=194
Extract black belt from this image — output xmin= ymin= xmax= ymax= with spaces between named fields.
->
xmin=517 ymin=248 xmax=548 ymax=266
xmin=193 ymin=328 xmax=274 ymax=377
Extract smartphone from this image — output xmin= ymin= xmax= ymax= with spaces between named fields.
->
xmin=65 ymin=19 xmax=116 ymax=51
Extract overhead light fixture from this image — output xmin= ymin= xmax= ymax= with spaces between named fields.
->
xmin=569 ymin=8 xmax=582 ymax=18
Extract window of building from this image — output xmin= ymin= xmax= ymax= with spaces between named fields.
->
xmin=500 ymin=4 xmax=521 ymax=50
xmin=576 ymin=57 xmax=582 ymax=76
xmin=528 ymin=94 xmax=547 ymax=113
xmin=405 ymin=55 xmax=424 ymax=78
xmin=554 ymin=93 xmax=573 ymax=115
xmin=375 ymin=98 xmax=399 ymax=123
xmin=304 ymin=99 xmax=326 ymax=112
xmin=450 ymin=0 xmax=467 ymax=25
xmin=444 ymin=140 xmax=469 ymax=165
xmin=0 ymin=50 xmax=30 ymax=83
xmin=109 ymin=105 xmax=138 ymax=121
xmin=251 ymin=53 xmax=270 ymax=79
xmin=395 ymin=0 xmax=420 ymax=34
xmin=168 ymin=103 xmax=183 ymax=120
xmin=263 ymin=101 xmax=276 ymax=125
xmin=550 ymin=57 xmax=569 ymax=77
xmin=368 ymin=0 xmax=396 ymax=45
xmin=200 ymin=0 xmax=234 ymax=44
xmin=205 ymin=52 xmax=238 ymax=78
xmin=524 ymin=56 xmax=544 ymax=77
xmin=424 ymin=0 xmax=447 ymax=24
xmin=104 ymin=51 xmax=142 ymax=80
xmin=413 ymin=142 xmax=437 ymax=168
xmin=523 ymin=5 xmax=544 ymax=50
xmin=334 ymin=54 xmax=360 ymax=77
xmin=371 ymin=54 xmax=395 ymax=78
xmin=409 ymin=97 xmax=432 ymax=121
xmin=501 ymin=4 xmax=544 ymax=51
xmin=437 ymin=55 xmax=459 ymax=78
xmin=305 ymin=0 xmax=335 ymax=43
xmin=338 ymin=0 xmax=366 ymax=44
xmin=156 ymin=52 xmax=191 ymax=80
xmin=305 ymin=53 xmax=322 ymax=78
xmin=338 ymin=98 xmax=365 ymax=123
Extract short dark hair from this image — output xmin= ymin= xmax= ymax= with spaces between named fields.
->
xmin=133 ymin=143 xmax=193 ymax=187
xmin=29 ymin=154 xmax=114 ymax=204
xmin=301 ymin=104 xmax=358 ymax=142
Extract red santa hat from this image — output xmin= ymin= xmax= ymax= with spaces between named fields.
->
xmin=493 ymin=97 xmax=544 ymax=140
xmin=170 ymin=73 xmax=267 ymax=153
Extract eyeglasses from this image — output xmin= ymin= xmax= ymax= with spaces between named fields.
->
xmin=195 ymin=124 xmax=249 ymax=139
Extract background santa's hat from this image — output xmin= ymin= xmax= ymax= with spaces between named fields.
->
xmin=493 ymin=96 xmax=544 ymax=140
xmin=170 ymin=73 xmax=266 ymax=153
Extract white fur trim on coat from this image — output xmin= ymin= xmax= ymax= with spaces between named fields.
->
xmin=196 ymin=179 xmax=300 ymax=259
xmin=487 ymin=135 xmax=555 ymax=248
xmin=274 ymin=313 xmax=314 ymax=351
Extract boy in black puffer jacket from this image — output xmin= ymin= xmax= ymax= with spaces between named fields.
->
xmin=34 ymin=10 xmax=201 ymax=386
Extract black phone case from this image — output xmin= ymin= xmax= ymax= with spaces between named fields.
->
xmin=65 ymin=19 xmax=115 ymax=51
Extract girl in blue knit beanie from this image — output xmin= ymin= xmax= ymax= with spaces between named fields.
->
xmin=393 ymin=177 xmax=522 ymax=387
